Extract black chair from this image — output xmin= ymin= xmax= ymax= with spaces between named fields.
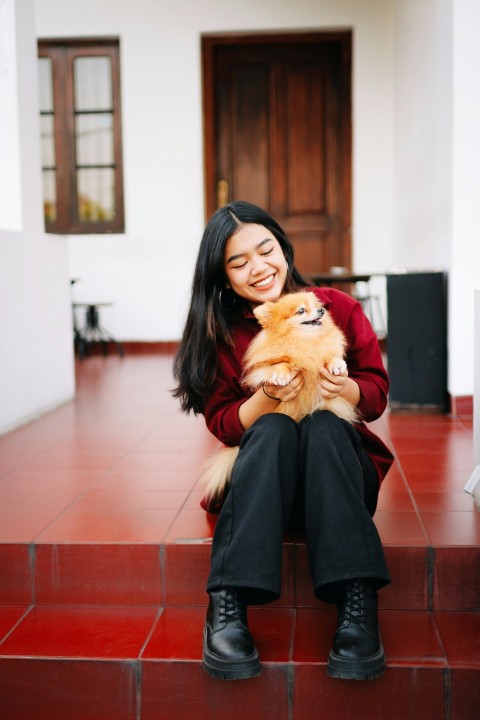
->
xmin=70 ymin=280 xmax=125 ymax=359
xmin=73 ymin=303 xmax=125 ymax=359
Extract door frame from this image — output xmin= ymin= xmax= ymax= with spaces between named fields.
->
xmin=201 ymin=30 xmax=352 ymax=262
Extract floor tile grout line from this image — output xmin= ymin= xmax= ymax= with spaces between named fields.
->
xmin=443 ymin=667 xmax=452 ymax=720
xmin=431 ymin=610 xmax=451 ymax=669
xmin=427 ymin=546 xmax=435 ymax=611
xmin=29 ymin=543 xmax=36 ymax=605
xmin=137 ymin=606 xmax=164 ymax=660
xmin=30 ymin=488 xmax=94 ymax=543
xmin=26 ymin=410 xmax=198 ymax=543
xmin=0 ymin=604 xmax=34 ymax=646
xmin=390 ymin=454 xmax=434 ymax=546
xmin=159 ymin=545 xmax=167 ymax=606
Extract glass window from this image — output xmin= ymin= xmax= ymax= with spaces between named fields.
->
xmin=38 ymin=57 xmax=57 ymax=223
xmin=37 ymin=40 xmax=124 ymax=234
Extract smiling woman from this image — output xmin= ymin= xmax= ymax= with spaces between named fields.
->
xmin=224 ymin=224 xmax=288 ymax=307
xmin=173 ymin=201 xmax=394 ymax=683
xmin=173 ymin=201 xmax=306 ymax=416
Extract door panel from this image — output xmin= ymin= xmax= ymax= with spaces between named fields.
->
xmin=286 ymin=62 xmax=326 ymax=215
xmin=203 ymin=33 xmax=352 ymax=274
xmin=231 ymin=64 xmax=269 ymax=209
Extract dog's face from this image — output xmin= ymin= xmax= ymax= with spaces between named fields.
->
xmin=253 ymin=292 xmax=325 ymax=333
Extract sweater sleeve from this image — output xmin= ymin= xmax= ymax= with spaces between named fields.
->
xmin=203 ymin=337 xmax=251 ymax=446
xmin=204 ymin=384 xmax=247 ymax=446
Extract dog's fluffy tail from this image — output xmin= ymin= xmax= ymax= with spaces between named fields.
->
xmin=325 ymin=396 xmax=359 ymax=424
xmin=199 ymin=445 xmax=239 ymax=502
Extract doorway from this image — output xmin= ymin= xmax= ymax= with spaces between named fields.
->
xmin=202 ymin=31 xmax=352 ymax=274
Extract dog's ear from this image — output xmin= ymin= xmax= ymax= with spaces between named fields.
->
xmin=253 ymin=301 xmax=275 ymax=327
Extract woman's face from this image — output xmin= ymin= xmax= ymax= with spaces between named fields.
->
xmin=224 ymin=223 xmax=288 ymax=307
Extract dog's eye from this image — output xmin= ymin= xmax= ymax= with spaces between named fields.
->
xmin=296 ymin=307 xmax=306 ymax=315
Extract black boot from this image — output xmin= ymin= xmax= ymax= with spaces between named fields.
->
xmin=203 ymin=588 xmax=261 ymax=680
xmin=327 ymin=579 xmax=385 ymax=680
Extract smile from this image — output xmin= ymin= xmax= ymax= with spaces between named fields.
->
xmin=252 ymin=274 xmax=275 ymax=288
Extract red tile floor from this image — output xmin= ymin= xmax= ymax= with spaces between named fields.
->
xmin=0 ymin=353 xmax=478 ymax=719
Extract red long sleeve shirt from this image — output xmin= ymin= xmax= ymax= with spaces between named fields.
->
xmin=203 ymin=286 xmax=394 ymax=486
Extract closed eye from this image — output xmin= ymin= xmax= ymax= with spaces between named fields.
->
xmin=229 ymin=246 xmax=273 ymax=269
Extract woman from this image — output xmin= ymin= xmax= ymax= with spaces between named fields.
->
xmin=173 ymin=201 xmax=393 ymax=682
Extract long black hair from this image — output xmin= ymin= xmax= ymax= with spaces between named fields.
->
xmin=172 ymin=201 xmax=308 ymax=414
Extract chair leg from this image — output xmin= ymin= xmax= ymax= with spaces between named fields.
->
xmin=76 ymin=305 xmax=125 ymax=359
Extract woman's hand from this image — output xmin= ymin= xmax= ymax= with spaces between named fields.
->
xmin=238 ymin=370 xmax=304 ymax=430
xmin=319 ymin=366 xmax=361 ymax=407
xmin=263 ymin=370 xmax=304 ymax=402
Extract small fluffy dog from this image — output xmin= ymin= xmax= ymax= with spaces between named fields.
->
xmin=201 ymin=291 xmax=357 ymax=503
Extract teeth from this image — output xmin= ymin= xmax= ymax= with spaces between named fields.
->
xmin=253 ymin=274 xmax=274 ymax=288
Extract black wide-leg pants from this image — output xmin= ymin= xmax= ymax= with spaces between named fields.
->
xmin=206 ymin=412 xmax=391 ymax=605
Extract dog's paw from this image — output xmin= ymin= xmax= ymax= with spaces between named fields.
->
xmin=267 ymin=363 xmax=294 ymax=386
xmin=327 ymin=357 xmax=347 ymax=376
xmin=269 ymin=370 xmax=294 ymax=386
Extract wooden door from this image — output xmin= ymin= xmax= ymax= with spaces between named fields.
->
xmin=202 ymin=32 xmax=352 ymax=274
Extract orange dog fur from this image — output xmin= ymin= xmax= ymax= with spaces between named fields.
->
xmin=201 ymin=291 xmax=357 ymax=503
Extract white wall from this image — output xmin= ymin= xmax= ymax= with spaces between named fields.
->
xmin=392 ymin=0 xmax=478 ymax=398
xmin=392 ymin=0 xmax=453 ymax=270
xmin=35 ymin=0 xmax=395 ymax=343
xmin=0 ymin=0 xmax=22 ymax=231
xmin=449 ymin=0 xmax=480 ymax=396
xmin=0 ymin=0 xmax=74 ymax=434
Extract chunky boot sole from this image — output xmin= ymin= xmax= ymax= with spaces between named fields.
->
xmin=202 ymin=628 xmax=261 ymax=680
xmin=326 ymin=644 xmax=386 ymax=681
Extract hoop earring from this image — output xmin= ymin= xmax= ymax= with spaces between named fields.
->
xmin=218 ymin=288 xmax=236 ymax=311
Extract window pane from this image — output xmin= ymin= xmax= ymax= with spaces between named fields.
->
xmin=40 ymin=115 xmax=55 ymax=167
xmin=43 ymin=170 xmax=57 ymax=223
xmin=74 ymin=56 xmax=112 ymax=111
xmin=76 ymin=113 xmax=114 ymax=166
xmin=38 ymin=40 xmax=124 ymax=233
xmin=77 ymin=168 xmax=115 ymax=222
xmin=38 ymin=58 xmax=53 ymax=112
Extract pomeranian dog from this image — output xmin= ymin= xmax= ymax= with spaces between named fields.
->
xmin=201 ymin=291 xmax=357 ymax=504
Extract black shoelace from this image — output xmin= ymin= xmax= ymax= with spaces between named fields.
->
xmin=342 ymin=580 xmax=368 ymax=625
xmin=220 ymin=589 xmax=246 ymax=624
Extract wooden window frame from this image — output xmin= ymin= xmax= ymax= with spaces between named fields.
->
xmin=38 ymin=38 xmax=125 ymax=234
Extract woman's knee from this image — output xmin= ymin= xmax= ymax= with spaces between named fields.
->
xmin=300 ymin=410 xmax=346 ymax=437
xmin=299 ymin=411 xmax=362 ymax=457
xmin=233 ymin=413 xmax=300 ymax=497
xmin=245 ymin=412 xmax=298 ymax=441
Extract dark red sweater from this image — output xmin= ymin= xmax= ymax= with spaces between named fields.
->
xmin=203 ymin=286 xmax=394 ymax=490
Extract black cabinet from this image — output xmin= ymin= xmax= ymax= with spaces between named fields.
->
xmin=386 ymin=271 xmax=447 ymax=411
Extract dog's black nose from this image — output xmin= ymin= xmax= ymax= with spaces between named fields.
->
xmin=317 ymin=308 xmax=325 ymax=318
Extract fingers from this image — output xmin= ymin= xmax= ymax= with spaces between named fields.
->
xmin=264 ymin=371 xmax=304 ymax=401
xmin=319 ymin=366 xmax=347 ymax=399
xmin=263 ymin=365 xmax=349 ymax=403
xmin=282 ymin=374 xmax=304 ymax=400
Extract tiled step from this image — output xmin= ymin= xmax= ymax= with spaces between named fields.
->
xmin=1 ymin=605 xmax=479 ymax=720
xmin=1 ymin=531 xmax=479 ymax=719
xmin=1 ymin=537 xmax=479 ymax=611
